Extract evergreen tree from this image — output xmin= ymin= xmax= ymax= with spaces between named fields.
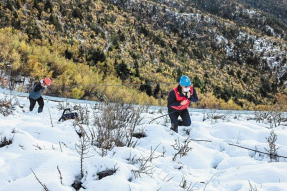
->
xmin=237 ymin=70 xmax=242 ymax=79
xmin=176 ymin=67 xmax=183 ymax=82
xmin=5 ymin=1 xmax=13 ymax=11
xmin=193 ymin=75 xmax=202 ymax=88
xmin=134 ymin=60 xmax=140 ymax=77
xmin=228 ymin=68 xmax=235 ymax=76
xmin=16 ymin=0 xmax=22 ymax=9
xmin=259 ymin=77 xmax=272 ymax=97
xmin=86 ymin=47 xmax=106 ymax=66
xmin=221 ymin=86 xmax=233 ymax=101
xmin=44 ymin=0 xmax=53 ymax=12
xmin=65 ymin=49 xmax=73 ymax=60
xmin=115 ymin=60 xmax=130 ymax=81
xmin=72 ymin=8 xmax=83 ymax=20
xmin=153 ymin=84 xmax=161 ymax=98
xmin=213 ymin=85 xmax=222 ymax=99
xmin=140 ymin=81 xmax=152 ymax=96
xmin=49 ymin=14 xmax=62 ymax=31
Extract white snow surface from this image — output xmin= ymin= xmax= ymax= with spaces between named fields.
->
xmin=1 ymin=92 xmax=287 ymax=191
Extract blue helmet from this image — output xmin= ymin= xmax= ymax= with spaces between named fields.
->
xmin=179 ymin=75 xmax=192 ymax=86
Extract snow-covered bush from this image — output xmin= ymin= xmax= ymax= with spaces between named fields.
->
xmin=97 ymin=167 xmax=118 ymax=180
xmin=81 ymin=103 xmax=143 ymax=156
xmin=265 ymin=130 xmax=279 ymax=162
xmin=0 ymin=97 xmax=14 ymax=116
xmin=0 ymin=135 xmax=13 ymax=148
xmin=255 ymin=110 xmax=287 ymax=128
xmin=95 ymin=103 xmax=142 ymax=145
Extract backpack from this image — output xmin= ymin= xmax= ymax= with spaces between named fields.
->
xmin=58 ymin=108 xmax=79 ymax=122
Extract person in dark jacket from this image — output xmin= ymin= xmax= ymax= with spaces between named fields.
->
xmin=29 ymin=77 xmax=51 ymax=113
xmin=167 ymin=75 xmax=198 ymax=133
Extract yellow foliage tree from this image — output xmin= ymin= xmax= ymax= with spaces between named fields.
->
xmin=71 ymin=87 xmax=85 ymax=99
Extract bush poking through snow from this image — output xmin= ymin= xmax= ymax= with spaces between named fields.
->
xmin=179 ymin=174 xmax=197 ymax=191
xmin=73 ymin=135 xmax=90 ymax=191
xmin=205 ymin=110 xmax=232 ymax=124
xmin=77 ymin=105 xmax=90 ymax=125
xmin=97 ymin=166 xmax=118 ymax=180
xmin=264 ymin=130 xmax=279 ymax=162
xmin=254 ymin=110 xmax=287 ymax=128
xmin=132 ymin=131 xmax=147 ymax=139
xmin=71 ymin=178 xmax=83 ymax=191
xmin=75 ymin=135 xmax=91 ymax=179
xmin=92 ymin=103 xmax=142 ymax=156
xmin=30 ymin=168 xmax=50 ymax=191
xmin=131 ymin=144 xmax=160 ymax=178
xmin=0 ymin=97 xmax=14 ymax=116
xmin=0 ymin=136 xmax=14 ymax=148
xmin=172 ymin=137 xmax=192 ymax=161
xmin=248 ymin=180 xmax=257 ymax=191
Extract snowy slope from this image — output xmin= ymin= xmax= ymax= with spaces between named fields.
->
xmin=1 ymin=92 xmax=287 ymax=191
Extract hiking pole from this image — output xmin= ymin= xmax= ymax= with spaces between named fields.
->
xmin=149 ymin=106 xmax=184 ymax=124
xmin=149 ymin=113 xmax=169 ymax=124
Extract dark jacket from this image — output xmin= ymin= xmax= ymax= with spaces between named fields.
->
xmin=167 ymin=85 xmax=198 ymax=112
xmin=29 ymin=82 xmax=45 ymax=100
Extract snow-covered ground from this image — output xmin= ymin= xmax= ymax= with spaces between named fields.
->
xmin=1 ymin=91 xmax=287 ymax=191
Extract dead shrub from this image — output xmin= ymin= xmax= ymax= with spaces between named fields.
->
xmin=131 ymin=144 xmax=160 ymax=178
xmin=90 ymin=103 xmax=143 ymax=156
xmin=0 ymin=136 xmax=14 ymax=148
xmin=132 ymin=132 xmax=147 ymax=139
xmin=97 ymin=166 xmax=118 ymax=180
xmin=255 ymin=110 xmax=287 ymax=128
xmin=0 ymin=97 xmax=14 ymax=116
xmin=265 ymin=130 xmax=279 ymax=162
xmin=172 ymin=137 xmax=192 ymax=161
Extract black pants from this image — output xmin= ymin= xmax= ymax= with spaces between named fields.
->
xmin=29 ymin=97 xmax=44 ymax=113
xmin=168 ymin=109 xmax=191 ymax=133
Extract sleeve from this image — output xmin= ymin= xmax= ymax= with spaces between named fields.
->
xmin=168 ymin=90 xmax=181 ymax=107
xmin=33 ymin=83 xmax=44 ymax=92
xmin=188 ymin=87 xmax=198 ymax=102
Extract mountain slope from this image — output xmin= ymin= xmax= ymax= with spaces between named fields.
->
xmin=0 ymin=0 xmax=286 ymax=109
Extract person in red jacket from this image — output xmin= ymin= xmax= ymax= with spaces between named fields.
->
xmin=167 ymin=75 xmax=198 ymax=133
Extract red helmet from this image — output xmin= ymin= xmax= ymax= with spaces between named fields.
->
xmin=43 ymin=77 xmax=51 ymax=86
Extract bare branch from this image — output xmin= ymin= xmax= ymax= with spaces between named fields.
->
xmin=59 ymin=141 xmax=63 ymax=152
xmin=57 ymin=166 xmax=63 ymax=185
xmin=48 ymin=108 xmax=53 ymax=127
xmin=203 ymin=173 xmax=217 ymax=191
xmin=30 ymin=168 xmax=50 ymax=191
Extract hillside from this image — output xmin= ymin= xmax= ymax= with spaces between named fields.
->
xmin=0 ymin=0 xmax=286 ymax=109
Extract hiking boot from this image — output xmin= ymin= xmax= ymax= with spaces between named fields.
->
xmin=170 ymin=123 xmax=178 ymax=133
xmin=170 ymin=123 xmax=174 ymax=130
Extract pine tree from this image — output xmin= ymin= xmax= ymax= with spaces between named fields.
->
xmin=140 ymin=81 xmax=152 ymax=96
xmin=134 ymin=60 xmax=140 ymax=77
xmin=193 ymin=76 xmax=202 ymax=88
xmin=115 ymin=60 xmax=130 ymax=81
xmin=44 ymin=0 xmax=53 ymax=13
xmin=153 ymin=84 xmax=161 ymax=98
